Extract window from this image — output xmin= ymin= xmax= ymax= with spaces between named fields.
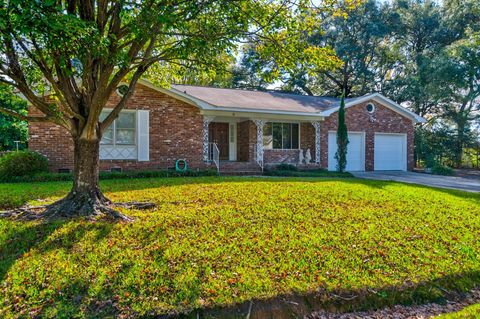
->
xmin=263 ymin=122 xmax=299 ymax=150
xmin=100 ymin=111 xmax=136 ymax=145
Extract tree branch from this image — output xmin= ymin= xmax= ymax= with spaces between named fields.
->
xmin=0 ymin=107 xmax=52 ymax=122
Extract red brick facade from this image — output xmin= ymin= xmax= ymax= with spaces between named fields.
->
xmin=29 ymin=85 xmax=415 ymax=172
xmin=29 ymin=84 xmax=210 ymax=172
xmin=320 ymin=101 xmax=415 ymax=171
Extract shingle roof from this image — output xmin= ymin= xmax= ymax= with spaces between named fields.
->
xmin=171 ymin=85 xmax=353 ymax=113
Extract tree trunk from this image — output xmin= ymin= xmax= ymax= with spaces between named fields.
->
xmin=72 ymin=138 xmax=102 ymax=198
xmin=38 ymin=137 xmax=132 ymax=221
xmin=455 ymin=122 xmax=465 ymax=168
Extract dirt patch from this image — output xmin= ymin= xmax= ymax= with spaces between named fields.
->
xmin=308 ymin=289 xmax=480 ymax=319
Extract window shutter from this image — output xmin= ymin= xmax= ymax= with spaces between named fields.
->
xmin=137 ymin=110 xmax=149 ymax=161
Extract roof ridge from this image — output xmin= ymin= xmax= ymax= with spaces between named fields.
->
xmin=171 ymin=84 xmax=344 ymax=100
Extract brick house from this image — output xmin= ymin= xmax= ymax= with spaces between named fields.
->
xmin=29 ymin=79 xmax=425 ymax=174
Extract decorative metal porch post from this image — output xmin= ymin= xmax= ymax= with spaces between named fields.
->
xmin=311 ymin=121 xmax=321 ymax=164
xmin=253 ymin=119 xmax=265 ymax=167
xmin=203 ymin=116 xmax=214 ymax=162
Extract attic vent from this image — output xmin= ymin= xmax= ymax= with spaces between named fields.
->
xmin=366 ymin=103 xmax=376 ymax=113
xmin=116 ymin=84 xmax=129 ymax=97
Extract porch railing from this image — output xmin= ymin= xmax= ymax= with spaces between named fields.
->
xmin=209 ymin=142 xmax=220 ymax=173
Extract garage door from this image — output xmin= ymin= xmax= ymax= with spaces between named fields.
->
xmin=328 ymin=132 xmax=365 ymax=171
xmin=374 ymin=134 xmax=407 ymax=171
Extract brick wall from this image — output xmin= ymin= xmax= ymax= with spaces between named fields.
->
xmin=29 ymin=84 xmax=209 ymax=172
xmin=320 ymin=100 xmax=415 ymax=171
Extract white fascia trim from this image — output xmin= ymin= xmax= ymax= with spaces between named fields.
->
xmin=201 ymin=109 xmax=325 ymax=122
xmin=321 ymin=93 xmax=426 ymax=123
xmin=202 ymin=107 xmax=325 ymax=117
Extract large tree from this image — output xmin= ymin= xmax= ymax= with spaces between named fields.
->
xmin=0 ymin=0 xmax=342 ymax=220
xmin=430 ymin=30 xmax=480 ymax=167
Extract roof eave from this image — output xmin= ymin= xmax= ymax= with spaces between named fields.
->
xmin=321 ymin=93 xmax=426 ymax=123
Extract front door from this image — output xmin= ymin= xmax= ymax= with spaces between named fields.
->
xmin=209 ymin=122 xmax=229 ymax=160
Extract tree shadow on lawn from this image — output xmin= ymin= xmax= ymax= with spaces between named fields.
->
xmin=171 ymin=271 xmax=480 ymax=319
xmin=1 ymin=176 xmax=479 ymax=211
xmin=0 ymin=220 xmax=113 ymax=282
xmin=1 ymin=216 xmax=480 ymax=318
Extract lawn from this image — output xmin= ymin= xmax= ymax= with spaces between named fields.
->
xmin=0 ymin=177 xmax=479 ymax=318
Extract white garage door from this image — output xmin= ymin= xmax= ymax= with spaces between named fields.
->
xmin=374 ymin=134 xmax=407 ymax=171
xmin=328 ymin=132 xmax=365 ymax=171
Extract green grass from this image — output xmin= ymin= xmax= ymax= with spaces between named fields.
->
xmin=438 ymin=304 xmax=480 ymax=318
xmin=264 ymin=168 xmax=353 ymax=178
xmin=0 ymin=177 xmax=479 ymax=318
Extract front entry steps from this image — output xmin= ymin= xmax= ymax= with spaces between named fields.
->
xmin=218 ymin=161 xmax=263 ymax=176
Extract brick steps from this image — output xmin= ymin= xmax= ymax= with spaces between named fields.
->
xmin=217 ymin=161 xmax=263 ymax=175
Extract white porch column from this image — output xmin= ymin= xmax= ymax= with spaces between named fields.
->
xmin=253 ymin=119 xmax=265 ymax=166
xmin=203 ymin=116 xmax=215 ymax=162
xmin=311 ymin=121 xmax=321 ymax=164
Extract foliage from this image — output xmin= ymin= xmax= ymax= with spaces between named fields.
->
xmin=428 ymin=30 xmax=480 ymax=166
xmin=271 ymin=163 xmax=298 ymax=171
xmin=0 ymin=168 xmax=218 ymax=183
xmin=0 ymin=150 xmax=48 ymax=181
xmin=415 ymin=122 xmax=479 ymax=169
xmin=0 ymin=177 xmax=479 ymax=317
xmin=335 ymin=94 xmax=349 ymax=172
xmin=0 ymin=84 xmax=27 ymax=151
xmin=264 ymin=168 xmax=352 ymax=177
xmin=306 ymin=0 xmax=393 ymax=97
xmin=430 ymin=165 xmax=454 ymax=176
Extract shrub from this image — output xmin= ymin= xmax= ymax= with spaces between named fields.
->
xmin=0 ymin=150 xmax=48 ymax=181
xmin=0 ymin=168 xmax=218 ymax=183
xmin=431 ymin=165 xmax=454 ymax=176
xmin=264 ymin=168 xmax=353 ymax=178
xmin=273 ymin=164 xmax=298 ymax=171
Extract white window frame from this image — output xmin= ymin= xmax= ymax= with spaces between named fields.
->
xmin=263 ymin=122 xmax=301 ymax=150
xmin=100 ymin=109 xmax=137 ymax=146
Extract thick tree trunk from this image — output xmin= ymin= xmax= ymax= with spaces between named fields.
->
xmin=36 ymin=137 xmax=135 ymax=221
xmin=1 ymin=131 xmax=154 ymax=222
xmin=72 ymin=138 xmax=102 ymax=199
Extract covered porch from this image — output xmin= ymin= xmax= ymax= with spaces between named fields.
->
xmin=202 ymin=115 xmax=323 ymax=172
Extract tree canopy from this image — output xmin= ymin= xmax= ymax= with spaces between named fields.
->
xmin=0 ymin=0 xmax=349 ymax=220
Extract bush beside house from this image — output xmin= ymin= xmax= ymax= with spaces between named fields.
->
xmin=0 ymin=150 xmax=48 ymax=181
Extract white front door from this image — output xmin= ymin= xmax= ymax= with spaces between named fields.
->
xmin=374 ymin=133 xmax=407 ymax=171
xmin=328 ymin=132 xmax=365 ymax=171
xmin=229 ymin=123 xmax=237 ymax=161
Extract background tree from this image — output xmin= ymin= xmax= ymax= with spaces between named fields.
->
xmin=335 ymin=93 xmax=349 ymax=172
xmin=0 ymin=84 xmax=27 ymax=151
xmin=0 ymin=0 xmax=344 ymax=220
xmin=430 ymin=30 xmax=480 ymax=167
xmin=310 ymin=0 xmax=392 ymax=97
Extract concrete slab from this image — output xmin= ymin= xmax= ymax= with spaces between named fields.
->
xmin=351 ymin=171 xmax=480 ymax=193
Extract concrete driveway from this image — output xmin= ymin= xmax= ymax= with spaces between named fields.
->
xmin=352 ymin=171 xmax=480 ymax=193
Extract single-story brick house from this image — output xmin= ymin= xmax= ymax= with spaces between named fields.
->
xmin=29 ymin=79 xmax=425 ymax=174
